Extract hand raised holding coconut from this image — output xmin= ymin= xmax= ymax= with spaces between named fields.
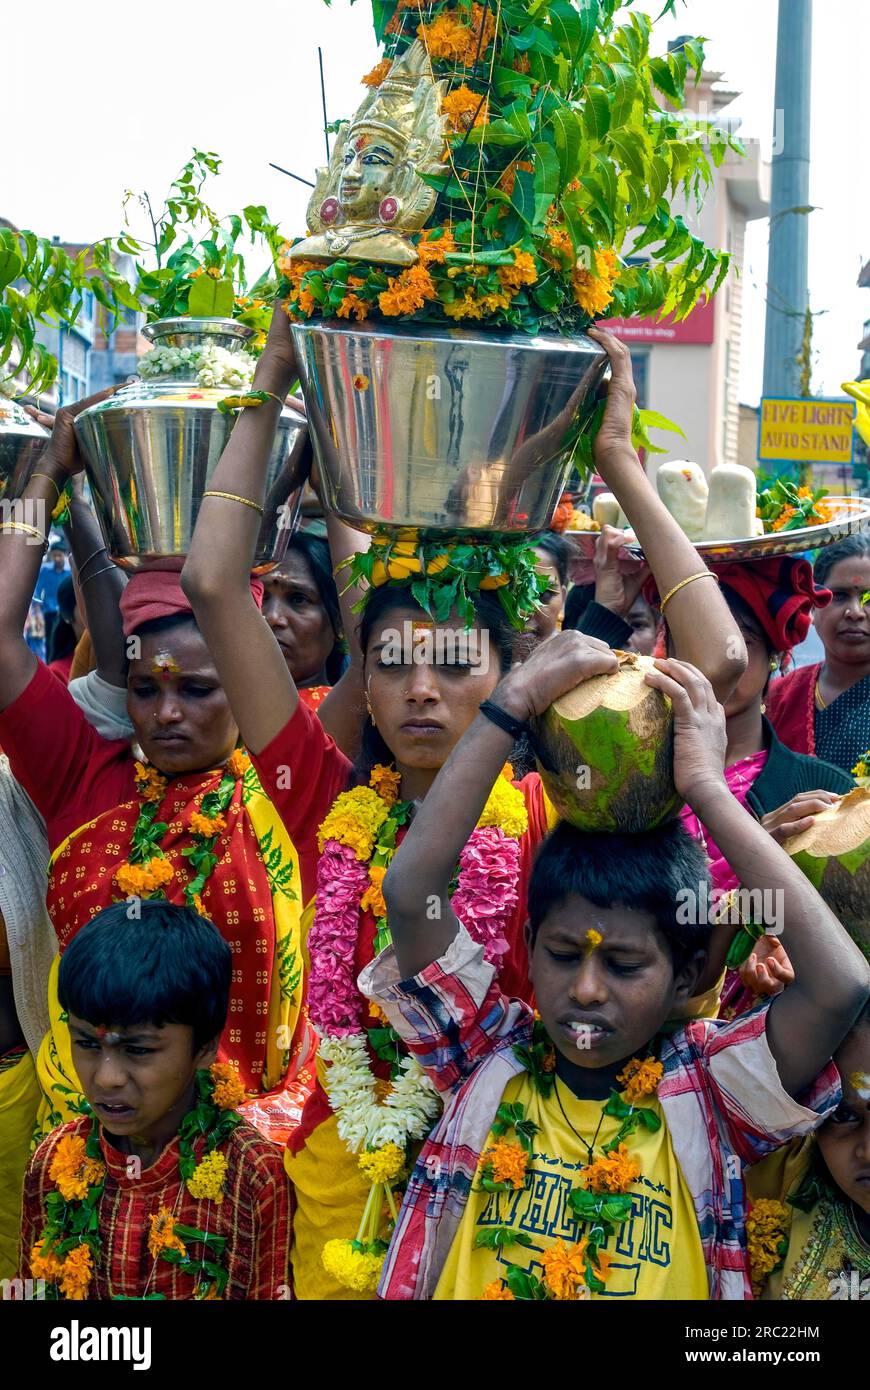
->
xmin=493 ymin=629 xmax=618 ymax=724
xmin=643 ymin=657 xmax=728 ymax=810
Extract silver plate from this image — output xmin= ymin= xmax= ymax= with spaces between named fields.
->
xmin=568 ymin=495 xmax=870 ymax=563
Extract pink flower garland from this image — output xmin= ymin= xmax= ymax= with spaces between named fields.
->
xmin=308 ymin=826 xmax=522 ymax=1037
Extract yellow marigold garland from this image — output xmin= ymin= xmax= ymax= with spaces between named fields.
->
xmin=747 ymin=1198 xmax=791 ymax=1297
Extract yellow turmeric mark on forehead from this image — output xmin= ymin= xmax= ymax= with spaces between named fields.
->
xmin=585 ymin=928 xmax=603 ymax=954
xmin=151 ymin=651 xmax=180 ymax=679
xmin=849 ymin=1072 xmax=870 ymax=1101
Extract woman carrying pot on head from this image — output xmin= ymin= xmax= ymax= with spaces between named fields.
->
xmin=0 ymin=392 xmax=309 ymax=1145
xmin=766 ymin=534 xmax=870 ymax=776
xmin=666 ymin=558 xmax=851 ymax=1017
xmin=181 ymin=310 xmax=747 ymax=1299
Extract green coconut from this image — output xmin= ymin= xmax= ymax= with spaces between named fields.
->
xmin=530 ymin=651 xmax=679 ymax=833
xmin=784 ymin=787 xmax=870 ymax=959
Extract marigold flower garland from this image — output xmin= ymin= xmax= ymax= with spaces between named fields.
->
xmin=310 ymin=760 xmax=529 ymax=1292
xmin=31 ymin=1062 xmax=245 ymax=1300
xmin=480 ymin=1038 xmax=664 ymax=1300
xmin=113 ymin=752 xmax=251 ymax=916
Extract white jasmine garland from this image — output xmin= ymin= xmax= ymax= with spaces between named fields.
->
xmin=139 ymin=343 xmax=256 ymax=392
xmin=318 ymin=1030 xmax=441 ymax=1153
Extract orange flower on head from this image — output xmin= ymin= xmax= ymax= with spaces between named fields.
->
xmin=481 ymin=1280 xmax=515 ymax=1300
xmin=415 ymin=225 xmax=456 ymax=266
xmin=480 ymin=1137 xmax=529 ymax=1189
xmin=378 ymin=263 xmax=437 ymax=317
xmin=57 ymin=1244 xmax=93 ymax=1301
xmin=580 ymin=1142 xmax=641 ymax=1194
xmin=617 ymin=1055 xmax=663 ymax=1103
xmin=49 ymin=1134 xmax=106 ymax=1201
xmin=148 ymin=1206 xmax=187 ymax=1260
xmin=210 ymin=1061 xmax=247 ymax=1110
xmin=362 ymin=57 xmax=393 ymax=87
xmin=336 ymin=293 xmax=371 ymax=322
xmin=418 ymin=11 xmax=471 ymax=62
xmin=497 ymin=250 xmax=538 ymax=293
xmin=442 ymin=85 xmax=488 ymax=134
xmin=369 ymin=764 xmax=401 ymax=806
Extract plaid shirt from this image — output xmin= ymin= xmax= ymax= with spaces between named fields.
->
xmin=21 ymin=1115 xmax=292 ymax=1300
xmin=360 ymin=927 xmax=841 ymax=1301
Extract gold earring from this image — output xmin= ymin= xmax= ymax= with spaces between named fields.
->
xmin=769 ymin=658 xmax=778 ymax=672
xmin=366 ymin=697 xmax=376 ymax=728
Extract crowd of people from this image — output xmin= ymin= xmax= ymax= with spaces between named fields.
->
xmin=0 ymin=316 xmax=867 ymax=1303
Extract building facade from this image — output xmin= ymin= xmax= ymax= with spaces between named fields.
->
xmin=608 ymin=67 xmax=771 ymax=479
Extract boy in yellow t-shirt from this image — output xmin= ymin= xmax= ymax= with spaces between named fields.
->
xmin=363 ymin=635 xmax=868 ymax=1300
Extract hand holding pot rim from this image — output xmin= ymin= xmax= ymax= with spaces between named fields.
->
xmin=32 ymin=385 xmax=120 ymax=480
xmin=492 ymin=629 xmax=618 ymax=724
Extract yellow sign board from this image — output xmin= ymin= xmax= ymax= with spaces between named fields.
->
xmin=759 ymin=397 xmax=855 ymax=466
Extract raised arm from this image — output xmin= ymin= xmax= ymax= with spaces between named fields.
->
xmin=64 ymin=485 xmax=128 ymax=688
xmin=383 ymin=631 xmax=619 ymax=978
xmin=0 ymin=390 xmax=114 ymax=711
xmin=589 ymin=328 xmax=746 ymax=701
xmin=315 ymin=510 xmax=369 ymax=755
xmin=645 ymin=658 xmax=870 ymax=1098
xmin=181 ymin=309 xmax=304 ymax=755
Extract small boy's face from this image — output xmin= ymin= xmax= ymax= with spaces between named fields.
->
xmin=817 ymin=1028 xmax=870 ymax=1214
xmin=528 ymin=894 xmax=702 ymax=1071
xmin=69 ymin=1015 xmax=218 ymax=1141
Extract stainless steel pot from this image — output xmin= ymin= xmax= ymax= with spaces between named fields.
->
xmin=74 ymin=318 xmax=310 ymax=571
xmin=291 ymin=320 xmax=607 ymax=534
xmin=0 ymin=400 xmax=49 ymax=500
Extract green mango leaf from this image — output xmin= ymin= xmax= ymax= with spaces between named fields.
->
xmin=637 ymin=408 xmax=686 ymax=439
xmin=0 ymin=245 xmax=23 ymax=292
xmin=533 ymin=141 xmax=561 ymax=226
xmin=188 ymin=274 xmax=235 ymax=318
xmin=582 ymin=87 xmax=612 ymax=141
xmin=551 ymin=104 xmax=583 ymax=185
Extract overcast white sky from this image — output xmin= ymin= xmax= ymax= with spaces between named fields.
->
xmin=4 ymin=0 xmax=868 ymax=402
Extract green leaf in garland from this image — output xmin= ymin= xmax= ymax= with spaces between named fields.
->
xmin=187 ymin=274 xmax=235 ymax=318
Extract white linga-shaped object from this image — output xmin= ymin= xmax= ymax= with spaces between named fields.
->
xmin=702 ymin=462 xmax=762 ymax=540
xmin=656 ymin=461 xmax=709 ymax=540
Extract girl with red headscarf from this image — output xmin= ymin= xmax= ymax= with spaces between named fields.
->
xmin=676 ymin=556 xmax=854 ymax=1015
xmin=0 ymin=396 xmax=310 ymax=1145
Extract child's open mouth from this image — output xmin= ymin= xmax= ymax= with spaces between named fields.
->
xmin=561 ymin=1020 xmax=612 ymax=1048
xmin=95 ymin=1102 xmax=136 ymax=1120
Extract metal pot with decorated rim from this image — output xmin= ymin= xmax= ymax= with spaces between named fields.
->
xmin=73 ymin=317 xmax=310 ymax=571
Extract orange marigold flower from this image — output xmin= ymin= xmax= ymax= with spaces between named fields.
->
xmin=481 ymin=1280 xmax=515 ymax=1300
xmin=227 ymin=749 xmax=251 ymax=780
xmin=370 ymin=763 xmax=402 ymax=805
xmin=148 ymin=1205 xmax=187 ymax=1260
xmin=362 ymin=57 xmax=393 ymax=87
xmin=114 ymin=855 xmax=174 ymax=898
xmin=580 ymin=1142 xmax=641 ymax=1194
xmin=58 ymin=1244 xmax=93 ymax=1301
xmin=134 ymin=760 xmax=167 ymax=804
xmin=415 ymin=225 xmax=456 ymax=266
xmin=617 ymin=1055 xmax=663 ymax=1103
xmin=772 ymin=505 xmax=796 ymax=532
xmin=572 ymin=246 xmax=620 ymax=316
xmin=189 ymin=810 xmax=227 ymax=839
xmin=210 ymin=1061 xmax=247 ymax=1109
xmin=31 ymin=1238 xmax=65 ymax=1283
xmin=192 ymin=892 xmax=208 ymax=918
xmin=336 ymin=292 xmax=371 ymax=322
xmin=546 ymin=225 xmax=574 ymax=267
xmin=379 ymin=263 xmax=437 ymax=317
xmin=361 ymin=864 xmax=388 ymax=919
xmin=514 ymin=53 xmax=531 ymax=75
xmin=497 ymin=250 xmax=538 ymax=293
xmin=368 ymin=1000 xmax=391 ymax=1026
xmin=541 ymin=1238 xmax=589 ymax=1300
xmin=442 ymin=85 xmax=488 ymax=134
xmin=418 ymin=12 xmax=471 ymax=62
xmin=49 ymin=1134 xmax=106 ymax=1201
xmin=481 ymin=1137 xmax=529 ymax=1189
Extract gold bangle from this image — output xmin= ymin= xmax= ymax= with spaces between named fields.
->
xmin=659 ymin=570 xmax=719 ymax=614
xmin=202 ymin=490 xmax=265 ymax=517
xmin=30 ymin=472 xmax=62 ymax=502
xmin=0 ymin=521 xmax=48 ymax=546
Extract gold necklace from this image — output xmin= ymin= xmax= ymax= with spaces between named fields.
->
xmin=815 ymin=678 xmax=828 ymax=711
